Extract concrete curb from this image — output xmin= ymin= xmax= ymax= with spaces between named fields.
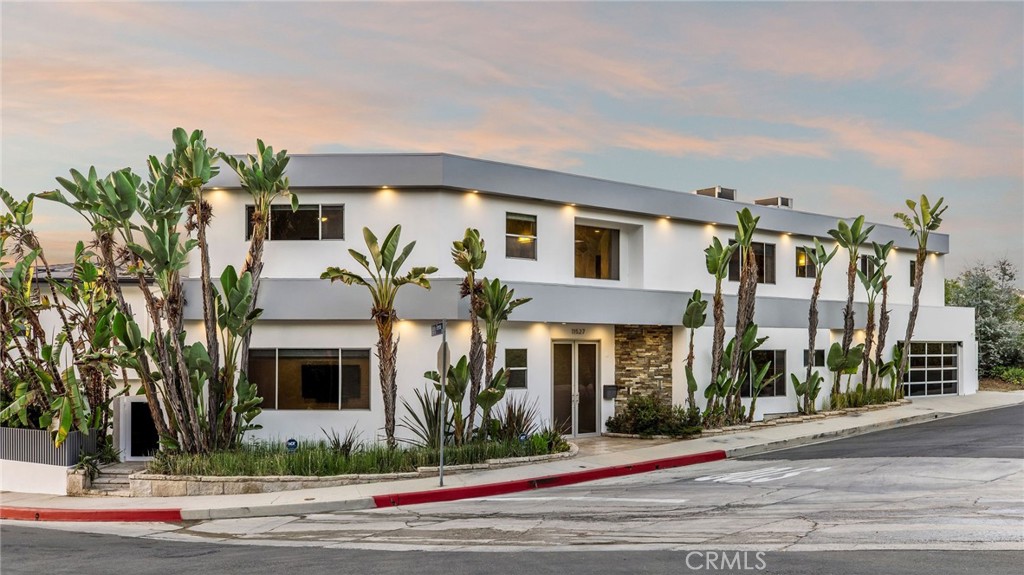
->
xmin=372 ymin=450 xmax=727 ymax=508
xmin=0 ymin=506 xmax=182 ymax=523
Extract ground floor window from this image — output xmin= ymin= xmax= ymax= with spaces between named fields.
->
xmin=742 ymin=350 xmax=786 ymax=397
xmin=248 ymin=348 xmax=371 ymax=410
xmin=505 ymin=348 xmax=528 ymax=388
xmin=902 ymin=341 xmax=958 ymax=396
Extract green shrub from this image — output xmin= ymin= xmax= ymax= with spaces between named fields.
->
xmin=148 ymin=435 xmax=569 ymax=477
xmin=605 ymin=392 xmax=701 ymax=438
xmin=993 ymin=366 xmax=1024 ymax=387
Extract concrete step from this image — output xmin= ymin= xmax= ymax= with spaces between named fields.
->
xmin=83 ymin=488 xmax=131 ymax=497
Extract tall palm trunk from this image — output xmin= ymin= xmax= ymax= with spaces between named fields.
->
xmin=237 ymin=207 xmax=268 ymax=409
xmin=875 ymin=280 xmax=890 ymax=388
xmin=97 ymin=231 xmax=169 ymax=440
xmin=709 ymin=281 xmax=726 ymax=386
xmin=841 ymin=257 xmax=856 ymax=355
xmin=805 ymin=275 xmax=823 ymax=413
xmin=465 ymin=278 xmax=483 ymax=442
xmin=898 ymin=250 xmax=927 ymax=392
xmin=375 ymin=310 xmax=399 ymax=449
xmin=860 ymin=303 xmax=875 ymax=388
xmin=729 ymin=248 xmax=758 ymax=417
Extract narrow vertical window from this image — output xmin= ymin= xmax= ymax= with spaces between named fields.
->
xmin=796 ymin=247 xmax=816 ymax=278
xmin=909 ymin=261 xmax=916 ymax=287
xmin=505 ymin=349 xmax=528 ymax=388
xmin=506 ymin=213 xmax=537 ymax=259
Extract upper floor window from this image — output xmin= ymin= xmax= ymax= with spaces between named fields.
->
xmin=860 ymin=254 xmax=877 ymax=278
xmin=575 ymin=224 xmax=620 ymax=280
xmin=741 ymin=349 xmax=786 ymax=397
xmin=506 ymin=213 xmax=537 ymax=260
xmin=246 ymin=204 xmax=344 ymax=241
xmin=729 ymin=241 xmax=776 ymax=284
xmin=795 ymin=247 xmax=815 ymax=278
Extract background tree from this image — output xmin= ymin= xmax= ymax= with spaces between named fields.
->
xmin=451 ymin=229 xmax=486 ymax=441
xmin=894 ymin=195 xmax=947 ymax=387
xmin=322 ymin=225 xmax=437 ymax=448
xmin=946 ymin=259 xmax=1023 ymax=373
xmin=828 ymin=215 xmax=874 ymax=357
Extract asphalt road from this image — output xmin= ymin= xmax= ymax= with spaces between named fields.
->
xmin=3 ymin=405 xmax=1023 ymax=574
xmin=1 ymin=528 xmax=1022 ymax=575
xmin=746 ymin=402 xmax=1024 ymax=460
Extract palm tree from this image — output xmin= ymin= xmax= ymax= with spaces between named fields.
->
xmin=451 ymin=229 xmax=487 ymax=438
xmin=219 ymin=140 xmax=292 ymax=391
xmin=828 ymin=215 xmax=875 ymax=357
xmin=727 ymin=208 xmax=761 ymax=406
xmin=802 ymin=238 xmax=838 ymax=413
xmin=682 ymin=290 xmax=707 ymax=410
xmin=322 ymin=225 xmax=437 ymax=448
xmin=478 ymin=278 xmax=531 ymax=388
xmin=704 ymin=237 xmax=738 ymax=387
xmin=857 ymin=257 xmax=888 ymax=388
xmin=894 ymin=195 xmax=947 ymax=390
xmin=872 ymin=241 xmax=895 ymax=387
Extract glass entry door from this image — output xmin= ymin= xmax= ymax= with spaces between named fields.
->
xmin=552 ymin=341 xmax=599 ymax=436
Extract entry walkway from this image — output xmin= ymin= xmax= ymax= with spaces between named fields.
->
xmin=2 ymin=391 xmax=1021 ymax=521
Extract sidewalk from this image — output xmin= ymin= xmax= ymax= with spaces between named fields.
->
xmin=3 ymin=391 xmax=1021 ymax=522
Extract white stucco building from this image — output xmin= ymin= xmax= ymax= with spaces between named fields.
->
xmin=111 ymin=153 xmax=977 ymax=454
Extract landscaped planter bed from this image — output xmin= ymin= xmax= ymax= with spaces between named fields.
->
xmin=603 ymin=398 xmax=911 ymax=440
xmin=129 ymin=442 xmax=578 ymax=497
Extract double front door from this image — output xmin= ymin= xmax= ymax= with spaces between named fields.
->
xmin=552 ymin=341 xmax=599 ymax=436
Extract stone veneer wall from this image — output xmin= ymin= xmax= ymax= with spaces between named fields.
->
xmin=614 ymin=325 xmax=674 ymax=411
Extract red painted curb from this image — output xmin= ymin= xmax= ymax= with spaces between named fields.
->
xmin=373 ymin=449 xmax=727 ymax=508
xmin=0 ymin=506 xmax=183 ymax=523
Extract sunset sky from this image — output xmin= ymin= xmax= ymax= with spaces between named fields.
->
xmin=2 ymin=1 xmax=1021 ymax=283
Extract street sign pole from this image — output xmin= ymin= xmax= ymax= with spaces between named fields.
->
xmin=435 ymin=319 xmax=449 ymax=487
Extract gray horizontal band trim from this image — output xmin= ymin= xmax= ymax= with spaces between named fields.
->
xmin=182 ymin=278 xmax=942 ymax=330
xmin=208 ymin=153 xmax=947 ymax=254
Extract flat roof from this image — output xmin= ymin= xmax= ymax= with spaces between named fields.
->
xmin=208 ymin=153 xmax=948 ymax=253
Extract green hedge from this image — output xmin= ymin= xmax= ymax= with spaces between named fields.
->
xmin=149 ymin=437 xmax=568 ymax=477
xmin=605 ymin=393 xmax=702 ymax=437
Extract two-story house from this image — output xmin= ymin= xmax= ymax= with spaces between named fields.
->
xmin=117 ymin=153 xmax=976 ymax=453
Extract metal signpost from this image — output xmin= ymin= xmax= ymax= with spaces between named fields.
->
xmin=433 ymin=320 xmax=449 ymax=486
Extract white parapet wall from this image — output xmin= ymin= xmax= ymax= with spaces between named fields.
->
xmin=0 ymin=459 xmax=70 ymax=495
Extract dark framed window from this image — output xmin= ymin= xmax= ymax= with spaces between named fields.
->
xmin=575 ymin=224 xmax=620 ymax=280
xmin=860 ymin=255 xmax=877 ymax=279
xmin=796 ymin=247 xmax=815 ymax=278
xmin=803 ymin=349 xmax=825 ymax=367
xmin=909 ymin=261 xmax=916 ymax=287
xmin=505 ymin=348 xmax=528 ymax=388
xmin=246 ymin=204 xmax=344 ymax=241
xmin=742 ymin=350 xmax=786 ymax=397
xmin=248 ymin=348 xmax=370 ymax=410
xmin=506 ymin=213 xmax=537 ymax=260
xmin=729 ymin=241 xmax=776 ymax=284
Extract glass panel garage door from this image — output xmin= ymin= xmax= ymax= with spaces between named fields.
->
xmin=903 ymin=341 xmax=958 ymax=397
